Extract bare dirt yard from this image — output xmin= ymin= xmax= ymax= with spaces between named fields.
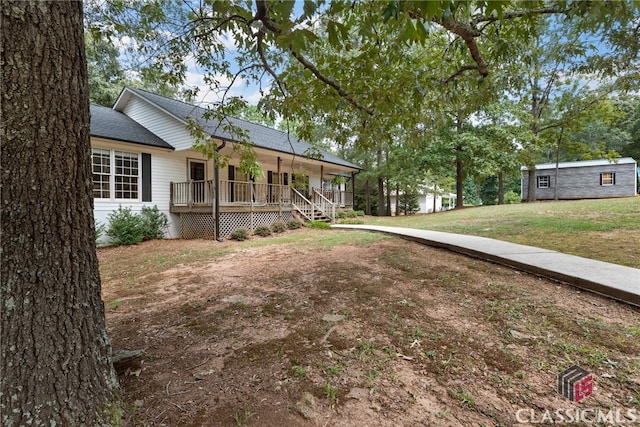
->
xmin=99 ymin=229 xmax=640 ymax=426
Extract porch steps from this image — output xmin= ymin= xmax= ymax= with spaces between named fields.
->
xmin=292 ymin=210 xmax=331 ymax=223
xmin=310 ymin=209 xmax=331 ymax=223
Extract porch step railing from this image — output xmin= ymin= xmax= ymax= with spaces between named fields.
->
xmin=311 ymin=188 xmax=336 ymax=222
xmin=291 ymin=188 xmax=336 ymax=222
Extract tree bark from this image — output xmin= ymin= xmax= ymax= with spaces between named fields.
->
xmin=1 ymin=2 xmax=120 ymax=425
xmin=497 ymin=172 xmax=504 ymax=205
xmin=527 ymin=169 xmax=537 ymax=202
xmin=376 ymin=145 xmax=385 ymax=216
xmin=455 ymin=153 xmax=464 ymax=208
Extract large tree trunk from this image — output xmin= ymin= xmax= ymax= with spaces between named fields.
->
xmin=497 ymin=172 xmax=504 ymax=205
xmin=1 ymin=2 xmax=120 ymax=425
xmin=527 ymin=169 xmax=537 ymax=202
xmin=376 ymin=145 xmax=385 ymax=216
xmin=455 ymin=152 xmax=464 ymax=208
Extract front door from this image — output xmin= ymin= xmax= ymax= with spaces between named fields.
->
xmin=189 ymin=160 xmax=206 ymax=203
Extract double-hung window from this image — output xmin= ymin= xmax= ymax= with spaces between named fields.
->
xmin=536 ymin=175 xmax=550 ymax=189
xmin=92 ymin=148 xmax=140 ymax=200
xmin=600 ymin=172 xmax=615 ymax=186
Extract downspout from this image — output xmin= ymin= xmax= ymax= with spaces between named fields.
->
xmin=214 ymin=139 xmax=227 ymax=241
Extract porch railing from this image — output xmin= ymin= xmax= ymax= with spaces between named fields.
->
xmin=170 ymin=180 xmax=214 ymax=206
xmin=219 ymin=180 xmax=291 ymax=205
xmin=170 ymin=180 xmax=349 ymax=216
xmin=318 ymin=189 xmax=353 ymax=208
xmin=171 ymin=179 xmax=291 ymax=207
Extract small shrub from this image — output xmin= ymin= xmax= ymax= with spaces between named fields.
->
xmin=503 ymin=191 xmax=522 ymax=204
xmin=336 ymin=210 xmax=347 ymax=219
xmin=355 ymin=210 xmax=365 ymax=216
xmin=230 ymin=229 xmax=249 ymax=241
xmin=140 ymin=205 xmax=169 ymax=240
xmin=287 ymin=219 xmax=302 ymax=230
xmin=254 ymin=226 xmax=272 ymax=237
xmin=106 ymin=206 xmax=145 ymax=246
xmin=271 ymin=221 xmax=287 ymax=233
xmin=307 ymin=221 xmax=331 ymax=229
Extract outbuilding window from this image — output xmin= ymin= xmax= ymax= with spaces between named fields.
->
xmin=536 ymin=175 xmax=550 ymax=189
xmin=600 ymin=172 xmax=615 ymax=186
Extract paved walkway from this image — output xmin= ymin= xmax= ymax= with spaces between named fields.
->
xmin=332 ymin=224 xmax=640 ymax=307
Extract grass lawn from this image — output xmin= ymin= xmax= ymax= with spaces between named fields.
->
xmin=100 ymin=226 xmax=640 ymax=426
xmin=354 ymin=197 xmax=640 ymax=269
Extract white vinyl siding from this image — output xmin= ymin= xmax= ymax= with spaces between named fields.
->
xmin=122 ymin=97 xmax=195 ymax=151
xmin=91 ymin=138 xmax=209 ymax=243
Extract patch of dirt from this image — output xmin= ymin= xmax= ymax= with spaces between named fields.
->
xmin=101 ymin=234 xmax=640 ymax=426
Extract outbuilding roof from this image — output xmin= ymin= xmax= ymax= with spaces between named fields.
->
xmin=116 ymin=87 xmax=360 ymax=171
xmin=90 ymin=104 xmax=174 ymax=150
xmin=521 ymin=157 xmax=637 ymax=171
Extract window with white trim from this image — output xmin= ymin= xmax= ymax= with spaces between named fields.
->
xmin=536 ymin=175 xmax=550 ymax=189
xmin=92 ymin=148 xmax=111 ymax=198
xmin=92 ymin=148 xmax=140 ymax=200
xmin=600 ymin=172 xmax=615 ymax=186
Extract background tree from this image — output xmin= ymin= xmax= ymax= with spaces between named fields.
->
xmin=89 ymin=0 xmax=639 ymax=204
xmin=2 ymin=2 xmax=119 ymax=425
xmin=86 ymin=33 xmax=127 ymax=106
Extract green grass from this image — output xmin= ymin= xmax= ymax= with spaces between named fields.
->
xmin=358 ymin=198 xmax=640 ymax=268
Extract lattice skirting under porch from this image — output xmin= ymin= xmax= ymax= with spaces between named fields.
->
xmin=179 ymin=211 xmax=292 ymax=239
xmin=219 ymin=211 xmax=292 ymax=237
xmin=180 ymin=213 xmax=215 ymax=239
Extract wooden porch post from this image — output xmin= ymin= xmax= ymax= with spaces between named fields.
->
xmin=320 ymin=165 xmax=324 ymax=190
xmin=277 ymin=157 xmax=282 ymax=220
xmin=351 ymin=172 xmax=356 ymax=209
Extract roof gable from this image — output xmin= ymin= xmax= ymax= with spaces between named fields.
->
xmin=90 ymin=104 xmax=174 ymax=150
xmin=116 ymin=87 xmax=359 ymax=170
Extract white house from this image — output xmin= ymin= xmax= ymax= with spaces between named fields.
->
xmin=388 ymin=189 xmax=456 ymax=215
xmin=90 ymin=87 xmax=360 ymax=241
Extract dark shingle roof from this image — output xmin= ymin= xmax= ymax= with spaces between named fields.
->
xmin=90 ymin=104 xmax=174 ymax=150
xmin=123 ymin=87 xmax=359 ymax=170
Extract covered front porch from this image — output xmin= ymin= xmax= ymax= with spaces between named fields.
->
xmin=169 ymin=179 xmax=354 ymax=220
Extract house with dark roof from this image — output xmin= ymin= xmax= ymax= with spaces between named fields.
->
xmin=91 ymin=87 xmax=360 ymax=241
xmin=521 ymin=158 xmax=638 ymax=201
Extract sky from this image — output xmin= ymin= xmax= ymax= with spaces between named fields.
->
xmin=182 ymin=30 xmax=267 ymax=107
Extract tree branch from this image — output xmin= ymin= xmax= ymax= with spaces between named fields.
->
xmin=289 ymin=50 xmax=375 ymax=116
xmin=444 ymin=65 xmax=480 ymax=84
xmin=255 ymin=30 xmax=288 ymax=98
xmin=253 ymin=0 xmax=374 ymax=116
xmin=436 ymin=17 xmax=488 ymax=77
xmin=473 ymin=7 xmax=564 ymax=25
